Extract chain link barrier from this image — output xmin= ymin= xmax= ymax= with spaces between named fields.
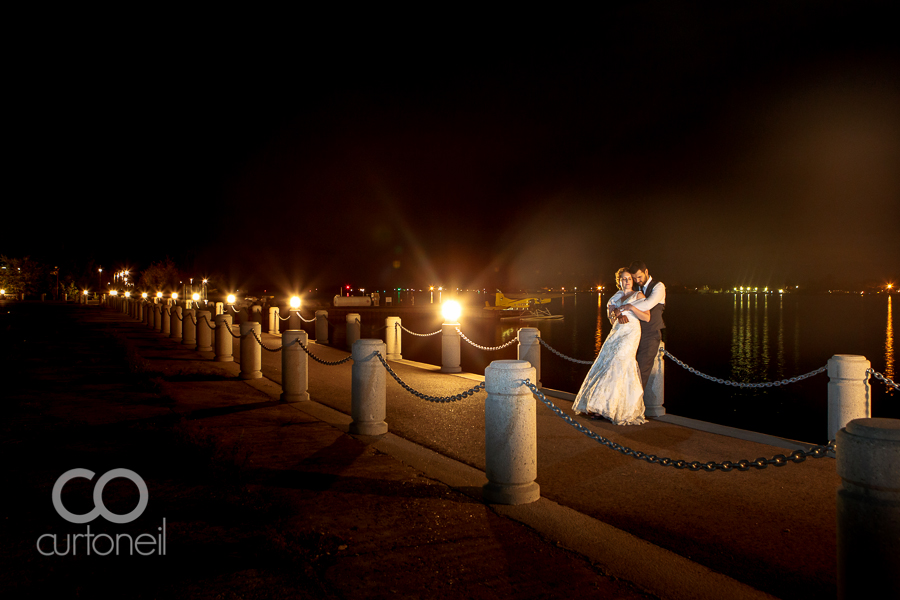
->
xmin=250 ymin=330 xmax=283 ymax=352
xmin=868 ymin=368 xmax=899 ymax=392
xmin=199 ymin=315 xmax=215 ymax=330
xmin=523 ymin=380 xmax=835 ymax=471
xmin=397 ymin=322 xmax=442 ymax=337
xmin=456 ymin=327 xmax=518 ymax=351
xmin=664 ymin=350 xmax=828 ymax=388
xmin=374 ymin=351 xmax=485 ymax=403
xmin=538 ymin=337 xmax=595 ymax=365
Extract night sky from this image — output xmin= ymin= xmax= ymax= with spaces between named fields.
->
xmin=8 ymin=2 xmax=899 ymax=294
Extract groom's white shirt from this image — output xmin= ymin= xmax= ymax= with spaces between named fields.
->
xmin=630 ymin=276 xmax=666 ymax=311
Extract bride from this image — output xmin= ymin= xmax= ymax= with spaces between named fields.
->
xmin=572 ymin=268 xmax=650 ymax=425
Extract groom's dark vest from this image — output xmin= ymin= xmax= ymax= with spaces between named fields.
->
xmin=640 ymin=279 xmax=666 ymax=334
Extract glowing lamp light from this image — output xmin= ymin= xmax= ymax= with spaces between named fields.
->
xmin=192 ymin=293 xmax=200 ymax=302
xmin=227 ymin=294 xmax=236 ymax=304
xmin=441 ymin=300 xmax=462 ymax=323
xmin=110 ymin=290 xmax=118 ymax=296
xmin=290 ymin=296 xmax=301 ymax=309
xmin=779 ymin=289 xmax=784 ymax=294
xmin=142 ymin=292 xmax=148 ymax=299
xmin=0 ymin=289 xmax=5 ymax=295
xmin=124 ymin=292 xmax=131 ymax=298
xmin=172 ymin=292 xmax=178 ymax=300
xmin=83 ymin=290 xmax=88 ymax=295
xmin=156 ymin=292 xmax=163 ymax=298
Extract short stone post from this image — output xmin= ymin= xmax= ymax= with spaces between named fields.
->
xmin=196 ymin=310 xmax=213 ymax=352
xmin=239 ymin=321 xmax=262 ymax=379
xmin=214 ymin=314 xmax=233 ymax=362
xmin=483 ymin=359 xmax=540 ymax=505
xmin=280 ymin=330 xmax=310 ymax=402
xmin=315 ymin=310 xmax=328 ymax=344
xmin=251 ymin=304 xmax=263 ymax=325
xmin=517 ymin=327 xmax=541 ymax=388
xmin=182 ymin=308 xmax=197 ymax=347
xmin=153 ymin=304 xmax=162 ymax=332
xmin=836 ymin=418 xmax=900 ymax=599
xmin=385 ymin=316 xmax=402 ymax=360
xmin=644 ymin=340 xmax=666 ymax=417
xmin=161 ymin=304 xmax=172 ymax=336
xmin=349 ymin=339 xmax=388 ymax=435
xmin=346 ymin=313 xmax=361 ymax=348
xmin=441 ymin=322 xmax=461 ymax=373
xmin=269 ymin=307 xmax=279 ymax=334
xmin=136 ymin=301 xmax=143 ymax=322
xmin=828 ymin=355 xmax=871 ymax=441
xmin=171 ymin=305 xmax=184 ymax=341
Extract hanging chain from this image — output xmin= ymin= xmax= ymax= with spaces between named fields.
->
xmin=538 ymin=337 xmax=594 ymax=365
xmin=664 ymin=350 xmax=827 ymax=388
xmin=868 ymin=368 xmax=899 ymax=391
xmin=374 ymin=351 xmax=485 ymax=403
xmin=523 ymin=380 xmax=835 ymax=471
xmin=397 ymin=323 xmax=442 ymax=337
xmin=456 ymin=327 xmax=518 ymax=351
xmin=250 ymin=330 xmax=282 ymax=352
xmin=298 ymin=342 xmax=353 ymax=366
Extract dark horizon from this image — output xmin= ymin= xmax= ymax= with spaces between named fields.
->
xmin=7 ymin=3 xmax=899 ymax=295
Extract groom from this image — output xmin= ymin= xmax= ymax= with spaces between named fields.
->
xmin=619 ymin=261 xmax=666 ymax=389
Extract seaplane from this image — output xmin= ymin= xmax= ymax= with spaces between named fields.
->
xmin=485 ymin=291 xmax=562 ymax=320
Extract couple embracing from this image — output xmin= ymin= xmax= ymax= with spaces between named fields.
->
xmin=572 ymin=261 xmax=665 ymax=425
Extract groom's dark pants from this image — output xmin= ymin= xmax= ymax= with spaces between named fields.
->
xmin=636 ymin=330 xmax=661 ymax=390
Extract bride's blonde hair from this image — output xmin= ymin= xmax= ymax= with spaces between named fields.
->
xmin=615 ymin=267 xmax=631 ymax=290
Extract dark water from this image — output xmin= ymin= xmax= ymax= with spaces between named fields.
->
xmin=391 ymin=292 xmax=898 ymax=444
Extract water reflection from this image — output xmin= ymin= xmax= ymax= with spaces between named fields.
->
xmin=730 ymin=293 xmax=786 ymax=384
xmin=886 ymin=296 xmax=894 ymax=386
xmin=595 ymin=293 xmax=605 ymax=356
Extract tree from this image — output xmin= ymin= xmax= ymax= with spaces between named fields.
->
xmin=138 ymin=258 xmax=182 ymax=293
xmin=0 ymin=255 xmax=49 ymax=297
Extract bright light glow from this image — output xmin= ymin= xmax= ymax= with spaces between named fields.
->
xmin=110 ymin=290 xmax=118 ymax=296
xmin=157 ymin=292 xmax=163 ymax=298
xmin=0 ymin=289 xmax=5 ymax=295
xmin=779 ymin=289 xmax=784 ymax=294
xmin=290 ymin=296 xmax=301 ymax=309
xmin=441 ymin=300 xmax=462 ymax=323
xmin=124 ymin=292 xmax=131 ymax=298
xmin=83 ymin=290 xmax=88 ymax=295
xmin=227 ymin=294 xmax=236 ymax=304
xmin=172 ymin=292 xmax=178 ymax=300
xmin=192 ymin=293 xmax=200 ymax=302
xmin=142 ymin=292 xmax=148 ymax=298
xmin=203 ymin=279 xmax=208 ymax=284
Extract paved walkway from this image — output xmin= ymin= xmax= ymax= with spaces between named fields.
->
xmin=3 ymin=302 xmax=841 ymax=599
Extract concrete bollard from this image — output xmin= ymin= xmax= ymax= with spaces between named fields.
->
xmin=517 ymin=327 xmax=541 ymax=388
xmin=182 ymin=308 xmax=197 ymax=347
xmin=239 ymin=321 xmax=262 ymax=379
xmin=214 ymin=314 xmax=233 ymax=362
xmin=385 ymin=316 xmax=402 ymax=360
xmin=269 ymin=307 xmax=279 ymax=334
xmin=170 ymin=306 xmax=184 ymax=341
xmin=441 ymin=322 xmax=461 ymax=373
xmin=196 ymin=311 xmax=213 ymax=352
xmin=836 ymin=418 xmax=900 ymax=599
xmin=153 ymin=304 xmax=162 ymax=332
xmin=644 ymin=340 xmax=666 ymax=417
xmin=280 ymin=330 xmax=310 ymax=402
xmin=346 ymin=313 xmax=361 ymax=348
xmin=828 ymin=355 xmax=871 ymax=441
xmin=483 ymin=359 xmax=541 ymax=505
xmin=315 ymin=310 xmax=328 ymax=344
xmin=136 ymin=301 xmax=143 ymax=323
xmin=251 ymin=304 xmax=262 ymax=325
xmin=349 ymin=339 xmax=388 ymax=435
xmin=161 ymin=305 xmax=172 ymax=336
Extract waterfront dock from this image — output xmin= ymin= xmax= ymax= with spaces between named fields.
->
xmin=3 ymin=302 xmax=847 ymax=599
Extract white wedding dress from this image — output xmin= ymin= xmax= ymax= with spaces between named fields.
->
xmin=572 ymin=290 xmax=647 ymax=425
